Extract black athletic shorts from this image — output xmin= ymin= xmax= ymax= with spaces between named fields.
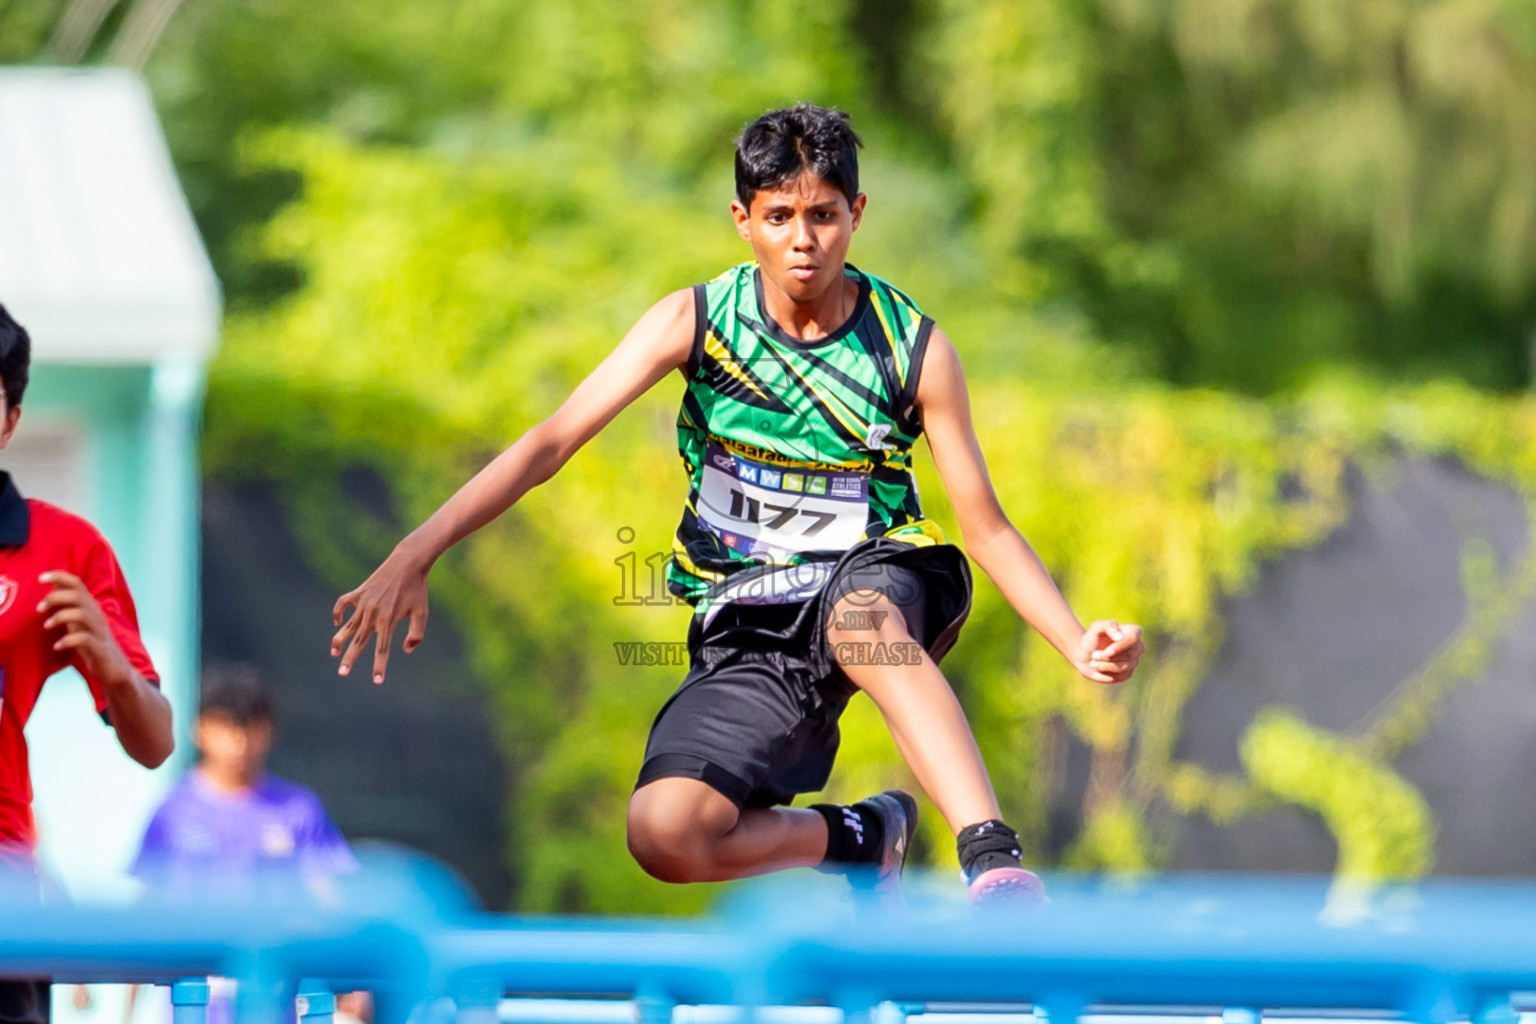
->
xmin=636 ymin=537 xmax=972 ymax=809
xmin=0 ymin=983 xmax=47 ymax=1024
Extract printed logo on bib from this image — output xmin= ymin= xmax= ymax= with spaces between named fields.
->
xmin=697 ymin=441 xmax=868 ymax=557
xmin=0 ymin=577 xmax=14 ymax=618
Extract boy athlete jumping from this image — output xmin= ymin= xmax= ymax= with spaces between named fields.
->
xmin=331 ymin=105 xmax=1145 ymax=904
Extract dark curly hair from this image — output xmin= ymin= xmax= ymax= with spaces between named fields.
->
xmin=735 ymin=103 xmax=863 ymax=210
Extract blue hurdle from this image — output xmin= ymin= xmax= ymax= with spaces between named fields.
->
xmin=7 ymin=861 xmax=1536 ymax=1024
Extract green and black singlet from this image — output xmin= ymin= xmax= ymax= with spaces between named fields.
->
xmin=666 ymin=262 xmax=950 ymax=615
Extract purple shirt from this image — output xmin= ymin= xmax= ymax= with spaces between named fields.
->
xmin=131 ymin=771 xmax=356 ymax=899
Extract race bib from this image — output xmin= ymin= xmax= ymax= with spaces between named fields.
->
xmin=696 ymin=442 xmax=868 ymax=558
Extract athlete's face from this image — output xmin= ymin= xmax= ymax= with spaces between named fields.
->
xmin=196 ymin=713 xmax=273 ymax=791
xmin=732 ymin=173 xmax=865 ymax=303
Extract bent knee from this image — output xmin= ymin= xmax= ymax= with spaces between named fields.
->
xmin=626 ymin=783 xmax=737 ymax=883
xmin=626 ymin=807 xmax=711 ymax=883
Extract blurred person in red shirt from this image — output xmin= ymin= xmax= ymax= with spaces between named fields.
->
xmin=0 ymin=302 xmax=174 ymax=1024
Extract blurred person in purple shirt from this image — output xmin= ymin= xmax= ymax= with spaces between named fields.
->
xmin=96 ymin=666 xmax=365 ymax=1024
xmin=130 ymin=664 xmax=354 ymax=897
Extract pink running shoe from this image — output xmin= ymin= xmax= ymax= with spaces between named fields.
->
xmin=967 ymin=866 xmax=1048 ymax=909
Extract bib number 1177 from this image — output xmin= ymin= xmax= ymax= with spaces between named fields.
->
xmin=727 ymin=488 xmax=837 ymax=536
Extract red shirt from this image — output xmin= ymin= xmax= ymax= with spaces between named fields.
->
xmin=0 ymin=472 xmax=159 ymax=847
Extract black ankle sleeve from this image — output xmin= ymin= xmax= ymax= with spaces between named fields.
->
xmin=956 ymin=819 xmax=1023 ymax=883
xmin=812 ymin=803 xmax=884 ymax=868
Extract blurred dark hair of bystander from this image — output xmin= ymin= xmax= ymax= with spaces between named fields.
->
xmin=0 ymin=303 xmax=30 ymax=408
xmin=199 ymin=662 xmax=276 ymax=726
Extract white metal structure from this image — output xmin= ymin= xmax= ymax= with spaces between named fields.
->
xmin=0 ymin=66 xmax=220 ymax=362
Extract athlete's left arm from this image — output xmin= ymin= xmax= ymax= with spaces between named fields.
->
xmin=38 ymin=571 xmax=174 ymax=767
xmin=916 ymin=327 xmax=1145 ymax=683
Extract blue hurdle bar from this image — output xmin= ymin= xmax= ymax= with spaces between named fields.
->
xmin=1 ymin=861 xmax=1535 ymax=1024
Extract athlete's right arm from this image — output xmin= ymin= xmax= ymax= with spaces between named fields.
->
xmin=330 ymin=288 xmax=697 ymax=684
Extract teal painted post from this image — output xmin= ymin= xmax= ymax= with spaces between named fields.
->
xmin=145 ymin=354 xmax=207 ymax=764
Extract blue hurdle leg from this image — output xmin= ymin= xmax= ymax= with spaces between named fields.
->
xmin=1037 ymin=989 xmax=1087 ymax=1024
xmin=297 ymin=980 xmax=337 ymax=1024
xmin=635 ymin=984 xmax=675 ymax=1024
xmin=873 ymin=1001 xmax=909 ymax=1024
xmin=1475 ymin=996 xmax=1519 ymax=1024
xmin=172 ymin=978 xmax=212 ymax=1024
xmin=1407 ymin=978 xmax=1467 ymax=1024
xmin=455 ymin=978 xmax=501 ymax=1024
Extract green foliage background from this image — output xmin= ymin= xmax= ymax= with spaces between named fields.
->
xmin=13 ymin=0 xmax=1536 ymax=910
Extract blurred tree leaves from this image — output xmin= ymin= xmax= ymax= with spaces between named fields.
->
xmin=0 ymin=0 xmax=65 ymax=61
xmin=15 ymin=0 xmax=1536 ymax=386
xmin=139 ymin=0 xmax=863 ymax=309
xmin=931 ymin=0 xmax=1536 ymax=389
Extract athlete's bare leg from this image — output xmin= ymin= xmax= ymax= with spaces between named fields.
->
xmin=626 ymin=777 xmax=827 ymax=883
xmin=827 ymin=589 xmax=1002 ymax=833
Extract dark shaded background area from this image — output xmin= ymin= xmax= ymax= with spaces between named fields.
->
xmin=1168 ymin=458 xmax=1536 ymax=875
xmin=201 ymin=481 xmax=514 ymax=908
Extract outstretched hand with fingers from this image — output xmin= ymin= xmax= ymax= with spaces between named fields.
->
xmin=331 ymin=547 xmax=431 ymax=685
xmin=1074 ymin=619 xmax=1145 ymax=684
